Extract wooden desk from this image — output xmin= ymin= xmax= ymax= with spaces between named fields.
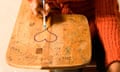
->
xmin=6 ymin=0 xmax=91 ymax=70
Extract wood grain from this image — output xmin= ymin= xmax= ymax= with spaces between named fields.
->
xmin=6 ymin=0 xmax=91 ymax=69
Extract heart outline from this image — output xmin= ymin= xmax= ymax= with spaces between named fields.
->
xmin=34 ymin=28 xmax=57 ymax=42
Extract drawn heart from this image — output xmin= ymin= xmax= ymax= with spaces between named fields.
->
xmin=34 ymin=29 xmax=57 ymax=42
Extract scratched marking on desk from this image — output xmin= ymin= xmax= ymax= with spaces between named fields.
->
xmin=8 ymin=56 xmax=12 ymax=61
xmin=36 ymin=48 xmax=43 ymax=54
xmin=10 ymin=46 xmax=21 ymax=53
xmin=34 ymin=29 xmax=57 ymax=42
xmin=65 ymin=47 xmax=71 ymax=55
xmin=53 ymin=47 xmax=61 ymax=56
xmin=9 ymin=46 xmax=38 ymax=64
xmin=29 ymin=22 xmax=35 ymax=27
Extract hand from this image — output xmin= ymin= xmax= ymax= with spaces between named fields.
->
xmin=28 ymin=0 xmax=50 ymax=16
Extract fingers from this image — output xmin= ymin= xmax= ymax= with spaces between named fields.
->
xmin=28 ymin=0 xmax=50 ymax=16
xmin=43 ymin=3 xmax=50 ymax=16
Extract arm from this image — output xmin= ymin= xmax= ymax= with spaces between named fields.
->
xmin=95 ymin=0 xmax=120 ymax=69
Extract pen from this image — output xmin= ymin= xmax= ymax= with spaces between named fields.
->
xmin=42 ymin=0 xmax=46 ymax=29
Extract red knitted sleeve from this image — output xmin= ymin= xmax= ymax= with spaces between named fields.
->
xmin=95 ymin=0 xmax=120 ymax=66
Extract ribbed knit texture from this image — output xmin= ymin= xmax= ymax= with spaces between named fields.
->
xmin=95 ymin=0 xmax=120 ymax=66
